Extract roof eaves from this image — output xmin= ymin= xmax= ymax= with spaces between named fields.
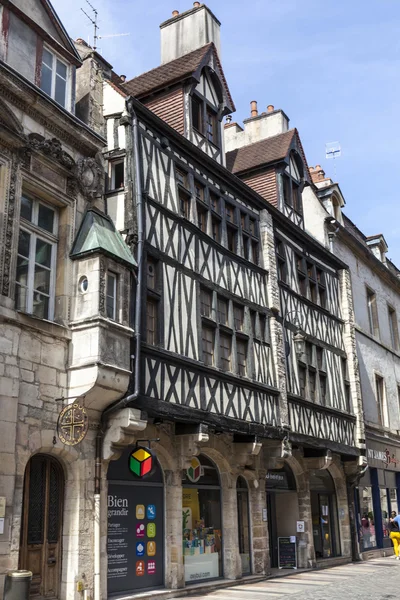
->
xmin=42 ymin=0 xmax=82 ymax=63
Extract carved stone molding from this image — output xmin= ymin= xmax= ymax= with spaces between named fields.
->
xmin=234 ymin=441 xmax=262 ymax=468
xmin=1 ymin=157 xmax=18 ymax=296
xmin=264 ymin=437 xmax=293 ymax=470
xmin=103 ymin=408 xmax=147 ymax=460
xmin=24 ymin=133 xmax=75 ymax=170
xmin=303 ymin=450 xmax=333 ymax=471
xmin=74 ymin=153 xmax=104 ymax=201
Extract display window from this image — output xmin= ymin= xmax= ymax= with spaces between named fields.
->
xmin=237 ymin=476 xmax=251 ymax=575
xmin=360 ymin=486 xmax=376 ymax=550
xmin=182 ymin=455 xmax=222 ymax=583
xmin=380 ymin=488 xmax=390 ymax=539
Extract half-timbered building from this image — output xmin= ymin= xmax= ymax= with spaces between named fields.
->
xmin=71 ymin=3 xmax=366 ymax=596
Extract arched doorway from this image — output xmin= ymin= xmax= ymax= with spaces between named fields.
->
xmin=310 ymin=469 xmax=340 ymax=559
xmin=182 ymin=455 xmax=222 ymax=583
xmin=107 ymin=445 xmax=164 ymax=594
xmin=237 ymin=476 xmax=251 ymax=575
xmin=19 ymin=455 xmax=64 ymax=598
xmin=266 ymin=463 xmax=298 ymax=568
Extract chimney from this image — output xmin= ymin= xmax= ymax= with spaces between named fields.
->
xmin=250 ymin=100 xmax=258 ymax=118
xmin=119 ymin=74 xmax=126 ymax=83
xmin=310 ymin=165 xmax=326 ymax=183
xmin=160 ymin=4 xmax=221 ymax=64
xmin=267 ymin=104 xmax=274 ymax=113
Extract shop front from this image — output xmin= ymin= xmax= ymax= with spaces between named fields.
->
xmin=182 ymin=455 xmax=223 ymax=584
xmin=358 ymin=439 xmax=400 ymax=552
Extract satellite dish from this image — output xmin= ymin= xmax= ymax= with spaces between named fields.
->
xmin=325 ymin=141 xmax=341 ymax=160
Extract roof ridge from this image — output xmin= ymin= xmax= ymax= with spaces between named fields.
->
xmin=226 ymin=129 xmax=296 ymax=155
xmin=123 ymin=43 xmax=213 ymax=86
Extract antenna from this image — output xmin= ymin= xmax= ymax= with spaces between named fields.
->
xmin=325 ymin=141 xmax=341 ymax=181
xmin=81 ymin=0 xmax=99 ymax=50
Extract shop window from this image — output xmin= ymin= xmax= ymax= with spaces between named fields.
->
xmin=380 ymin=488 xmax=390 ymax=540
xmin=237 ymin=477 xmax=251 ymax=576
xmin=182 ymin=455 xmax=222 ymax=583
xmin=360 ymin=486 xmax=376 ymax=550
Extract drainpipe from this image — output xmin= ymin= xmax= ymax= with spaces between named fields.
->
xmin=93 ymin=96 xmax=145 ymax=600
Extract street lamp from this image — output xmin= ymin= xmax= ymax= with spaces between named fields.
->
xmin=281 ymin=310 xmax=306 ymax=359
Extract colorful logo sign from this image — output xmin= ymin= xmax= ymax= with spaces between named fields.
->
xmin=147 ymin=541 xmax=156 ymax=556
xmin=147 ymin=561 xmax=156 ymax=574
xmin=136 ymin=542 xmax=145 ymax=557
xmin=136 ymin=523 xmax=145 ymax=537
xmin=136 ymin=560 xmax=145 ymax=577
xmin=147 ymin=504 xmax=156 ymax=520
xmin=136 ymin=505 xmax=145 ymax=519
xmin=129 ymin=447 xmax=154 ymax=478
xmin=147 ymin=523 xmax=156 ymax=538
xmin=186 ymin=457 xmax=202 ymax=483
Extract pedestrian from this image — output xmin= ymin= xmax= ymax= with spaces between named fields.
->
xmin=389 ymin=511 xmax=400 ymax=559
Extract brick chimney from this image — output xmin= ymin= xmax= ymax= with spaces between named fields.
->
xmin=309 ymin=165 xmax=326 ymax=183
xmin=160 ymin=4 xmax=221 ymax=64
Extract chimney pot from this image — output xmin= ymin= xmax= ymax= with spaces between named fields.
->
xmin=250 ymin=100 xmax=258 ymax=118
xmin=172 ymin=9 xmax=179 ymax=16
xmin=193 ymin=2 xmax=201 ymax=6
xmin=119 ymin=74 xmax=126 ymax=82
xmin=315 ymin=164 xmax=322 ymax=170
xmin=267 ymin=104 xmax=274 ymax=113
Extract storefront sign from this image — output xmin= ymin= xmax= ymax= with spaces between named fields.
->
xmin=129 ymin=446 xmax=156 ymax=478
xmin=278 ymin=537 xmax=297 ymax=569
xmin=184 ymin=553 xmax=219 ymax=582
xmin=57 ymin=403 xmax=88 ymax=446
xmin=186 ymin=457 xmax=203 ymax=483
xmin=366 ymin=441 xmax=400 ymax=471
xmin=296 ymin=521 xmax=305 ymax=533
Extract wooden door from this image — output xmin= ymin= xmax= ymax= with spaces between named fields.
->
xmin=20 ymin=456 xmax=64 ymax=598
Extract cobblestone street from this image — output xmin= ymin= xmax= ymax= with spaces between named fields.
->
xmin=172 ymin=559 xmax=400 ymax=600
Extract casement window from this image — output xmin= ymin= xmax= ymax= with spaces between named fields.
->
xmin=297 ymin=342 xmax=331 ymax=406
xmin=366 ymin=287 xmax=379 ymax=337
xmin=197 ymin=204 xmax=208 ymax=233
xmin=388 ymin=305 xmax=399 ymax=350
xmin=202 ymin=326 xmax=215 ymax=366
xmin=15 ymin=195 xmax=57 ymax=320
xmin=341 ymin=358 xmax=351 ymax=412
xmin=237 ymin=339 xmax=247 ymax=376
xmin=219 ymin=333 xmax=232 ymax=371
xmin=195 ymin=182 xmax=205 ymax=202
xmin=234 ymin=305 xmax=244 ymax=331
xmin=211 ymin=217 xmax=221 ymax=243
xmin=106 ymin=271 xmax=118 ymax=320
xmin=240 ymin=210 xmax=259 ymax=264
xmin=296 ymin=256 xmax=328 ymax=309
xmin=226 ymin=225 xmax=237 ymax=253
xmin=282 ymin=153 xmax=303 ymax=214
xmin=109 ymin=160 xmax=124 ymax=191
xmin=316 ymin=268 xmax=326 ymax=309
xmin=200 ymin=288 xmax=212 ymax=318
xmin=296 ymin=255 xmax=307 ymax=296
xmin=375 ymin=374 xmax=386 ymax=426
xmin=210 ymin=192 xmax=221 ymax=214
xmin=276 ymin=239 xmax=287 ymax=283
xmin=176 ymin=168 xmax=191 ymax=219
xmin=146 ymin=257 xmax=161 ymax=345
xmin=191 ymin=95 xmax=219 ymax=146
xmin=217 ymin=297 xmax=228 ymax=325
xmin=40 ymin=47 xmax=68 ymax=108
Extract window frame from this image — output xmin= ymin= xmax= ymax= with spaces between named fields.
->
xmin=366 ymin=287 xmax=379 ymax=338
xmin=15 ymin=194 xmax=58 ymax=321
xmin=388 ymin=304 xmax=399 ymax=351
xmin=375 ymin=374 xmax=387 ymax=427
xmin=109 ymin=159 xmax=125 ymax=191
xmin=145 ymin=256 xmax=161 ymax=345
xmin=106 ymin=271 xmax=118 ymax=321
xmin=40 ymin=45 xmax=69 ymax=108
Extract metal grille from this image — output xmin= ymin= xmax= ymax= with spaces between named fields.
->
xmin=47 ymin=461 xmax=61 ymax=543
xmin=27 ymin=457 xmax=46 ymax=544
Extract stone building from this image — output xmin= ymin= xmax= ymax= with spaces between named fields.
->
xmin=73 ymin=3 xmax=366 ymax=598
xmin=0 ymin=1 xmax=136 ymax=598
xmin=305 ymin=165 xmax=400 ymax=559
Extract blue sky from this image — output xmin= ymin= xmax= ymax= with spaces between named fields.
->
xmin=53 ymin=0 xmax=400 ymax=263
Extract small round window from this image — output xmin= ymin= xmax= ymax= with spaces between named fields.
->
xmin=79 ymin=276 xmax=88 ymax=293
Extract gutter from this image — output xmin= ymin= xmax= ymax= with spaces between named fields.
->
xmin=93 ymin=97 xmax=145 ymax=600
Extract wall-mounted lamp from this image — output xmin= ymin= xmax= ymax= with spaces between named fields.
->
xmin=293 ymin=330 xmax=306 ymax=359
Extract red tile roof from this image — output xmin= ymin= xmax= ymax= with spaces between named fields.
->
xmin=226 ymin=130 xmax=296 ymax=174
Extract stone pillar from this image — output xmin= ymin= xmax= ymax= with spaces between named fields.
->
xmin=297 ymin=470 xmax=314 ymax=568
xmin=221 ymin=471 xmax=241 ymax=580
xmin=164 ymin=469 xmax=184 ymax=589
xmin=249 ymin=472 xmax=269 ymax=575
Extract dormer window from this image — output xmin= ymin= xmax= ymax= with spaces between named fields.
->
xmin=282 ymin=153 xmax=303 ymax=214
xmin=191 ymin=95 xmax=219 ymax=147
xmin=40 ymin=47 xmax=69 ymax=108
